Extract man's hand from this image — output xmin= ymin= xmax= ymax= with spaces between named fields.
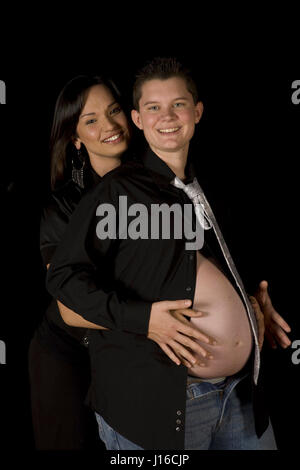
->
xmin=249 ymin=295 xmax=264 ymax=351
xmin=255 ymin=280 xmax=292 ymax=349
xmin=148 ymin=299 xmax=217 ymax=367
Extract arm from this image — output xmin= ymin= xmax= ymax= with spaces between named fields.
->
xmin=58 ymin=295 xmax=213 ymax=365
xmin=57 ymin=299 xmax=108 ymax=329
xmin=46 ymin=181 xmax=152 ymax=334
xmin=46 ymin=179 xmax=216 ymax=365
xmin=46 ymin=263 xmax=108 ymax=330
xmin=40 ymin=195 xmax=72 ymax=265
xmin=41 ymin=197 xmax=111 ymax=331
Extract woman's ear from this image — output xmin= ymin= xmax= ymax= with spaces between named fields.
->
xmin=74 ymin=138 xmax=81 ymax=150
xmin=131 ymin=109 xmax=143 ymax=130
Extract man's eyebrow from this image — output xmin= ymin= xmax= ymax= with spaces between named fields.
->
xmin=80 ymin=101 xmax=119 ymax=119
xmin=142 ymin=97 xmax=189 ymax=107
xmin=173 ymin=97 xmax=189 ymax=101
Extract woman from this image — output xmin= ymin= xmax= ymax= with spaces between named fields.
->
xmin=28 ymin=74 xmax=133 ymax=450
xmin=28 ymin=72 xmax=192 ymax=451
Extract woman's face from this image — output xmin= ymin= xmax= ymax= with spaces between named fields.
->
xmin=75 ymin=84 xmax=131 ymax=161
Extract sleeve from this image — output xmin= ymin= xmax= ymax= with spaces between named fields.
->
xmin=46 ymin=180 xmax=152 ymax=335
xmin=40 ymin=196 xmax=70 ymax=266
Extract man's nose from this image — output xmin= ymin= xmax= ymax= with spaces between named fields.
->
xmin=160 ymin=107 xmax=176 ymax=120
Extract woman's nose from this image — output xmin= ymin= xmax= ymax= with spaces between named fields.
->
xmin=103 ymin=114 xmax=119 ymax=129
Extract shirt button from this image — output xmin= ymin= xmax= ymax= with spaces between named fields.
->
xmin=186 ymin=286 xmax=192 ymax=292
xmin=176 ymin=419 xmax=182 ymax=425
xmin=176 ymin=427 xmax=181 ymax=432
xmin=189 ymin=254 xmax=194 ymax=260
xmin=176 ymin=410 xmax=182 ymax=416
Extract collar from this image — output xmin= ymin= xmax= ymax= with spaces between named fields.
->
xmin=141 ymin=145 xmax=196 ymax=190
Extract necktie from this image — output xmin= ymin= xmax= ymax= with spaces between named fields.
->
xmin=172 ymin=177 xmax=213 ymax=231
xmin=172 ymin=176 xmax=260 ymax=384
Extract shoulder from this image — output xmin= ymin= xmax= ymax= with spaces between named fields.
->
xmin=40 ymin=180 xmax=83 ymax=233
xmin=90 ymin=160 xmax=145 ymax=201
xmin=50 ymin=180 xmax=83 ymax=215
xmin=103 ymin=160 xmax=144 ymax=184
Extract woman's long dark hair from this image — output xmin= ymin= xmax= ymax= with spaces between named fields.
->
xmin=50 ymin=75 xmax=125 ymax=190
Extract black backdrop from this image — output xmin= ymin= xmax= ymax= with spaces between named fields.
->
xmin=0 ymin=35 xmax=299 ymax=461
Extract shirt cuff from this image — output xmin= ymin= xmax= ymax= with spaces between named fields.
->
xmin=122 ymin=300 xmax=152 ymax=335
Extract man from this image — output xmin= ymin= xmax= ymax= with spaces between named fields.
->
xmin=47 ymin=58 xmax=287 ymax=450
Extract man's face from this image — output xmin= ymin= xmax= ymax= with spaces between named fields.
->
xmin=131 ymin=77 xmax=203 ymax=156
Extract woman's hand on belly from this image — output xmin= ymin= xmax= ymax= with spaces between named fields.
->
xmin=149 ymin=303 xmax=218 ymax=369
xmin=167 ymin=308 xmax=217 ymax=369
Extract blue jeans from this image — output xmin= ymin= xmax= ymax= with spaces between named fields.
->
xmin=95 ymin=374 xmax=277 ymax=450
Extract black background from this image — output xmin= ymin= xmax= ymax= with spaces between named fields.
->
xmin=0 ymin=25 xmax=299 ymax=461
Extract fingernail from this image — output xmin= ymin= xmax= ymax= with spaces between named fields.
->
xmin=185 ymin=300 xmax=192 ymax=305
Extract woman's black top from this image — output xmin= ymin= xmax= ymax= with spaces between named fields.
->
xmin=35 ymin=168 xmax=101 ymax=363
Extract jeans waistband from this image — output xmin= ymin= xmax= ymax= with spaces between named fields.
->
xmin=187 ymin=375 xmax=227 ymax=386
xmin=186 ymin=370 xmax=250 ymax=401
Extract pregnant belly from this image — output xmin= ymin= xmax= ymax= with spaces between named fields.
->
xmin=187 ymin=252 xmax=253 ymax=378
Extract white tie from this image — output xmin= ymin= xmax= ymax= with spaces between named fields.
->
xmin=171 ymin=176 xmax=260 ymax=384
xmin=172 ymin=177 xmax=212 ymax=230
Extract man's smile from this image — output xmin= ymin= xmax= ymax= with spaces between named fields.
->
xmin=157 ymin=127 xmax=181 ymax=135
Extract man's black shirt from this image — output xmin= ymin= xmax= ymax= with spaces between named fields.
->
xmin=47 ymin=146 xmax=268 ymax=449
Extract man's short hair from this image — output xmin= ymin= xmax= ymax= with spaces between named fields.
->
xmin=133 ymin=57 xmax=199 ymax=110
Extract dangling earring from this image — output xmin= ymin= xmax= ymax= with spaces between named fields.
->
xmin=72 ymin=148 xmax=85 ymax=189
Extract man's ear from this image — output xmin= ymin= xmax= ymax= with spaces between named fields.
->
xmin=131 ymin=109 xmax=143 ymax=130
xmin=195 ymin=102 xmax=204 ymax=124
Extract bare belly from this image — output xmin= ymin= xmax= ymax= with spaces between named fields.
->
xmin=188 ymin=252 xmax=253 ymax=378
